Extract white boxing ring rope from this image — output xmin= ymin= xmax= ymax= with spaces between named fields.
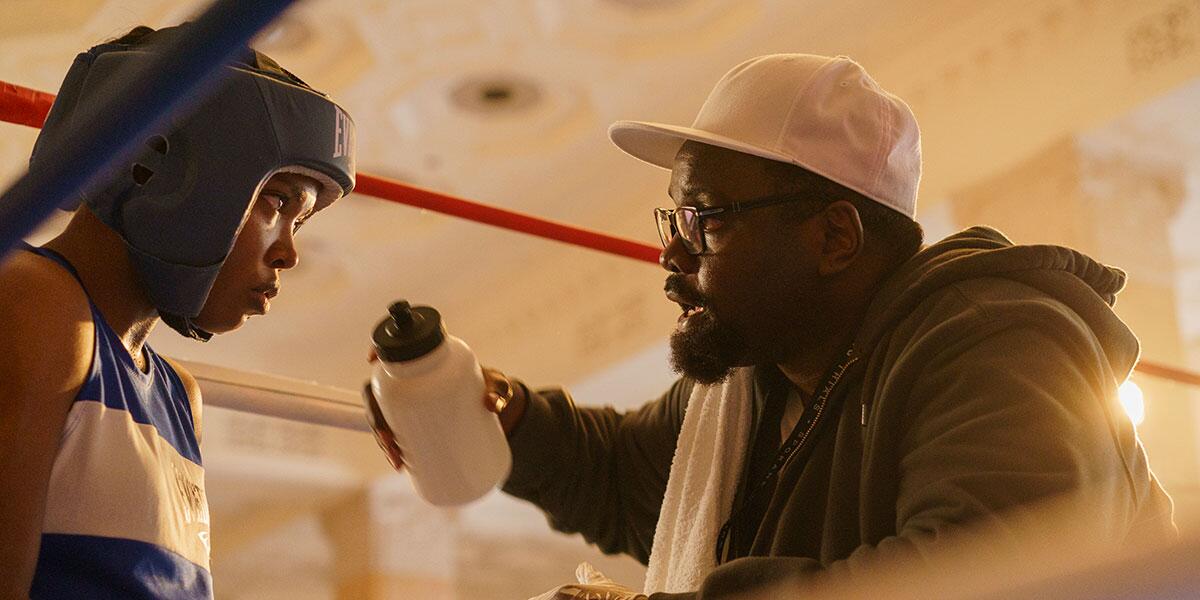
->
xmin=176 ymin=360 xmax=370 ymax=433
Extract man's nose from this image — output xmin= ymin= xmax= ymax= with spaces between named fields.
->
xmin=659 ymin=236 xmax=697 ymax=274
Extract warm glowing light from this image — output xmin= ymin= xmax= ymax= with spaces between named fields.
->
xmin=1119 ymin=380 xmax=1145 ymax=426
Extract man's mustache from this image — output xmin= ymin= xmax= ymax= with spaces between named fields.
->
xmin=664 ymin=274 xmax=705 ymax=307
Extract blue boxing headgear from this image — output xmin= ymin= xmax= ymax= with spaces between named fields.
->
xmin=30 ymin=27 xmax=356 ymax=340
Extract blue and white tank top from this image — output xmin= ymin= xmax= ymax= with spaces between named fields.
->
xmin=25 ymin=245 xmax=212 ymax=600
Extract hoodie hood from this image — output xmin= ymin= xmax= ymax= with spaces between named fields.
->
xmin=855 ymin=226 xmax=1140 ymax=382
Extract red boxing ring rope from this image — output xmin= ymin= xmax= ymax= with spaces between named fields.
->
xmin=354 ymin=175 xmax=661 ymax=264
xmin=0 ymin=82 xmax=56 ymax=129
xmin=1 ymin=80 xmax=660 ymax=265
xmin=2 ymin=80 xmax=1197 ymax=389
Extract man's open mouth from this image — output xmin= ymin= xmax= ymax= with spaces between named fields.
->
xmin=679 ymin=302 xmax=706 ymax=320
xmin=666 ymin=290 xmax=707 ymax=323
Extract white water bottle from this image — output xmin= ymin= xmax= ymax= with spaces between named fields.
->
xmin=369 ymin=300 xmax=512 ymax=506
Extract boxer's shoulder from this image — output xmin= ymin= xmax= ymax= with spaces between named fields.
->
xmin=0 ymin=249 xmax=94 ymax=392
xmin=0 ymin=249 xmax=91 ymax=320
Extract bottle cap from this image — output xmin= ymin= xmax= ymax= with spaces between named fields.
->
xmin=372 ymin=300 xmax=446 ymax=362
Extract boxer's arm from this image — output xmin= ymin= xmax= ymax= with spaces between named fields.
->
xmin=0 ymin=255 xmax=93 ymax=598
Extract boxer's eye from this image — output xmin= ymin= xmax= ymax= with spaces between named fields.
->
xmin=261 ymin=191 xmax=288 ymax=212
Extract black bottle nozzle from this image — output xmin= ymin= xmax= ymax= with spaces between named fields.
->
xmin=388 ymin=301 xmax=415 ymax=333
xmin=373 ymin=299 xmax=446 ymax=362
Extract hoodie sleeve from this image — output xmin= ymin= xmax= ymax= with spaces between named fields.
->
xmin=501 ymin=378 xmax=692 ymax=564
xmin=648 ymin=287 xmax=1175 ymax=599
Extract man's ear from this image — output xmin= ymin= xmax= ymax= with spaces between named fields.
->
xmin=818 ymin=200 xmax=864 ymax=276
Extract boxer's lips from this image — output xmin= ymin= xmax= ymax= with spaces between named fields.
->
xmin=253 ymin=282 xmax=280 ymax=299
xmin=250 ymin=282 xmax=280 ymax=315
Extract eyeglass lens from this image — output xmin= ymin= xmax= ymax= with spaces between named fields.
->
xmin=656 ymin=208 xmax=703 ymax=254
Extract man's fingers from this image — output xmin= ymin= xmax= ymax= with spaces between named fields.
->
xmin=362 ymin=383 xmax=386 ymax=430
xmin=376 ymin=431 xmax=405 ymax=471
xmin=373 ymin=433 xmax=403 ymax=470
xmin=362 ymin=383 xmax=405 ymax=470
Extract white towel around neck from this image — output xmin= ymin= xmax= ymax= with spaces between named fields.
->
xmin=643 ymin=368 xmax=755 ymax=594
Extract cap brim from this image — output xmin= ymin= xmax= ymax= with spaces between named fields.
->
xmin=608 ymin=120 xmax=796 ymax=171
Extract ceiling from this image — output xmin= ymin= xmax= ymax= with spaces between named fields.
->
xmin=3 ymin=0 xmax=1200 ymax=597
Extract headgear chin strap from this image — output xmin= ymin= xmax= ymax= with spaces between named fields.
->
xmin=30 ymin=30 xmax=356 ymax=340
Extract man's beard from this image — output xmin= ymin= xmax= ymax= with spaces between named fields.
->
xmin=668 ymin=306 xmax=749 ymax=385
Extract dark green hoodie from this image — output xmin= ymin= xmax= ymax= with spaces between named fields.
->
xmin=502 ymin=227 xmax=1175 ymax=598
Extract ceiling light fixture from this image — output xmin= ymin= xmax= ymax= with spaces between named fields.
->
xmin=450 ymin=75 xmax=542 ymax=115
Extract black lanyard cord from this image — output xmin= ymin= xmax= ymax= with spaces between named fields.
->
xmin=714 ymin=347 xmax=860 ymax=564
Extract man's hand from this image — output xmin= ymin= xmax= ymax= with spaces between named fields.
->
xmin=527 ymin=562 xmax=648 ymax=600
xmin=362 ymin=382 xmax=406 ymax=470
xmin=362 ymin=354 xmax=527 ymax=471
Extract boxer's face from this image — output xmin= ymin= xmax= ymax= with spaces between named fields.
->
xmin=193 ymin=172 xmax=319 ymax=333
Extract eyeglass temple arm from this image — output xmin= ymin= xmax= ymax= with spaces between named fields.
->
xmin=724 ymin=194 xmax=809 ymax=214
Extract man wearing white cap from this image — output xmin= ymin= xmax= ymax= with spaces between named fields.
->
xmin=369 ymin=54 xmax=1175 ymax=598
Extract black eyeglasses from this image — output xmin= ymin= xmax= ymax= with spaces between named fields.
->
xmin=654 ymin=193 xmax=823 ymax=255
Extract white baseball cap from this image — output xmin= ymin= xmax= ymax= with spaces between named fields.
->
xmin=609 ymin=54 xmax=922 ymax=218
